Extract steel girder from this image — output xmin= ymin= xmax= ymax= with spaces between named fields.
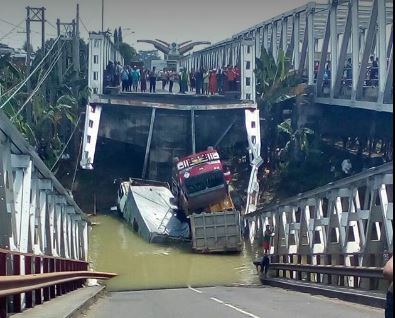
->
xmin=178 ymin=0 xmax=393 ymax=112
xmin=245 ymin=163 xmax=393 ymax=265
xmin=0 ymin=110 xmax=88 ymax=262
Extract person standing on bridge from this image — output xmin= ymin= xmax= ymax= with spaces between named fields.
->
xmin=189 ymin=69 xmax=196 ymax=92
xmin=121 ymin=66 xmax=129 ymax=92
xmin=195 ymin=68 xmax=204 ymax=95
xmin=217 ymin=68 xmax=225 ymax=95
xmin=140 ymin=68 xmax=147 ymax=92
xmin=114 ymin=61 xmax=123 ymax=87
xmin=180 ymin=68 xmax=188 ymax=94
xmin=203 ymin=69 xmax=209 ymax=95
xmin=226 ymin=65 xmax=237 ymax=91
xmin=131 ymin=66 xmax=140 ymax=92
xmin=209 ymin=69 xmax=218 ymax=95
xmin=384 ymin=255 xmax=393 ymax=318
xmin=263 ymin=225 xmax=274 ymax=254
xmin=260 ymin=252 xmax=270 ymax=278
xmin=149 ymin=67 xmax=157 ymax=93
xmin=169 ymin=70 xmax=177 ymax=93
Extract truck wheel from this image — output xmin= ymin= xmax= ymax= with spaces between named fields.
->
xmin=132 ymin=219 xmax=139 ymax=233
xmin=117 ymin=204 xmax=122 ymax=217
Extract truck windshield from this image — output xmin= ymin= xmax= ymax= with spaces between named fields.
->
xmin=184 ymin=170 xmax=225 ymax=195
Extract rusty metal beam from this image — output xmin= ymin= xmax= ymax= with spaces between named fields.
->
xmin=0 ymin=271 xmax=117 ymax=297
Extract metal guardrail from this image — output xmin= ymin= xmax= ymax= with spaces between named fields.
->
xmin=0 ymin=248 xmax=115 ymax=318
xmin=265 ymin=263 xmax=383 ymax=279
xmin=253 ymin=253 xmax=387 ymax=291
xmin=0 ymin=271 xmax=116 ymax=297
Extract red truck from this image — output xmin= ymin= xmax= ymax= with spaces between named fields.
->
xmin=172 ymin=148 xmax=242 ymax=253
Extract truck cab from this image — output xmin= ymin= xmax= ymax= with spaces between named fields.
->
xmin=173 ymin=149 xmax=230 ymax=214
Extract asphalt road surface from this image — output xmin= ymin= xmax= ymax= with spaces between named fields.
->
xmin=81 ymin=286 xmax=384 ymax=318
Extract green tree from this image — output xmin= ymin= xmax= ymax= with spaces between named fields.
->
xmin=118 ymin=27 xmax=123 ymax=44
xmin=114 ymin=28 xmax=118 ymax=47
xmin=277 ymin=119 xmax=314 ymax=162
xmin=119 ymin=42 xmax=137 ymax=64
xmin=1 ymin=38 xmax=90 ymax=169
xmin=0 ymin=54 xmax=23 ymax=93
xmin=255 ymin=47 xmax=304 ymax=168
xmin=23 ymin=41 xmax=34 ymax=53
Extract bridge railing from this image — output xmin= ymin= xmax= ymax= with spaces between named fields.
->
xmin=0 ymin=247 xmax=116 ymax=317
xmin=0 ymin=110 xmax=89 ymax=260
xmin=256 ymin=252 xmax=385 ymax=289
xmin=0 ymin=248 xmax=88 ymax=316
xmin=246 ymin=162 xmax=393 ymax=272
xmin=0 ymin=109 xmax=90 ymax=313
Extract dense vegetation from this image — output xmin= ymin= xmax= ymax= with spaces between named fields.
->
xmin=255 ymin=48 xmax=338 ymax=200
xmin=0 ymin=39 xmax=90 ymax=171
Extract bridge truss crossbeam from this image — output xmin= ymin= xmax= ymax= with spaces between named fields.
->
xmin=180 ymin=0 xmax=393 ymax=112
xmin=0 ymin=110 xmax=88 ymax=262
xmin=245 ymin=163 xmax=393 ymax=270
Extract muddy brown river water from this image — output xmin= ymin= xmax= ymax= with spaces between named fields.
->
xmin=88 ymin=214 xmax=260 ymax=291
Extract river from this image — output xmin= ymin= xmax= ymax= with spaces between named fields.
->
xmin=88 ymin=214 xmax=260 ymax=291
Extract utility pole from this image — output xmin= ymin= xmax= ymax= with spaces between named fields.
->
xmin=57 ymin=18 xmax=76 ymax=83
xmin=41 ymin=7 xmax=46 ymax=54
xmin=25 ymin=7 xmax=46 ymax=124
xmin=25 ymin=7 xmax=32 ymax=125
xmin=57 ymin=19 xmax=63 ymax=83
xmin=73 ymin=4 xmax=80 ymax=75
xmin=101 ymin=0 xmax=104 ymax=32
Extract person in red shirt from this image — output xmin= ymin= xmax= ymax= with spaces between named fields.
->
xmin=226 ymin=65 xmax=236 ymax=91
xmin=209 ymin=69 xmax=218 ymax=95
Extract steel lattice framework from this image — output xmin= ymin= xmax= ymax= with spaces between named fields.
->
xmin=180 ymin=0 xmax=393 ymax=112
xmin=245 ymin=163 xmax=393 ymax=265
xmin=0 ymin=111 xmax=88 ymax=261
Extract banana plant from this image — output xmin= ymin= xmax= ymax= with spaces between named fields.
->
xmin=278 ymin=119 xmax=314 ymax=162
xmin=255 ymin=48 xmax=301 ymax=109
xmin=255 ymin=47 xmax=304 ymax=168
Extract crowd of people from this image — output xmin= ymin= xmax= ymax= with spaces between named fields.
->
xmin=104 ymin=61 xmax=241 ymax=95
xmin=314 ymin=55 xmax=382 ymax=87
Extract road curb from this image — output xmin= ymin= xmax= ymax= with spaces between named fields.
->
xmin=262 ymin=278 xmax=386 ymax=309
xmin=68 ymin=285 xmax=106 ymax=318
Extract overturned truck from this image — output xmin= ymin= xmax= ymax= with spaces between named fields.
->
xmin=116 ymin=148 xmax=242 ymax=253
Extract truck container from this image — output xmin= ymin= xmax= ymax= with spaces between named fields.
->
xmin=189 ymin=210 xmax=242 ymax=253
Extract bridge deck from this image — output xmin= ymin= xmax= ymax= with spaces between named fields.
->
xmin=82 ymin=287 xmax=383 ymax=318
xmin=91 ymin=93 xmax=256 ymax=111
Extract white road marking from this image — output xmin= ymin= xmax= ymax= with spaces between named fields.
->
xmin=210 ymin=297 xmax=261 ymax=318
xmin=188 ymin=286 xmax=203 ymax=294
xmin=224 ymin=303 xmax=262 ymax=318
xmin=188 ymin=287 xmax=262 ymax=318
xmin=210 ymin=297 xmax=224 ymax=304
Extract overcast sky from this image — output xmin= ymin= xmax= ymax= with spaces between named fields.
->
xmin=1 ymin=0 xmax=321 ymax=52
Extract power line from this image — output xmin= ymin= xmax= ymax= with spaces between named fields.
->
xmin=46 ymin=20 xmax=57 ymax=31
xmin=79 ymin=17 xmax=89 ymax=34
xmin=0 ymin=36 xmax=61 ymax=110
xmin=51 ymin=114 xmax=82 ymax=171
xmin=0 ymin=18 xmax=24 ymax=28
xmin=0 ymin=19 xmax=25 ymax=42
xmin=11 ymin=42 xmax=65 ymax=120
xmin=1 ymin=81 xmax=22 ymax=98
xmin=71 ymin=134 xmax=83 ymax=191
